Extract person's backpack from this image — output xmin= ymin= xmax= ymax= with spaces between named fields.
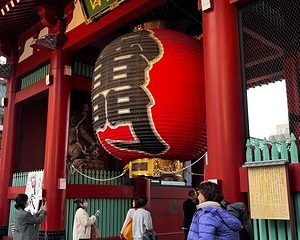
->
xmin=221 ymin=200 xmax=253 ymax=240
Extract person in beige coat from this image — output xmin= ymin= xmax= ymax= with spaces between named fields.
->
xmin=73 ymin=198 xmax=99 ymax=240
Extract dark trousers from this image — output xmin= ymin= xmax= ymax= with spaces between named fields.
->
xmin=184 ymin=229 xmax=189 ymax=240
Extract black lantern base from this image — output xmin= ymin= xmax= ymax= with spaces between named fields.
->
xmin=39 ymin=230 xmax=65 ymax=240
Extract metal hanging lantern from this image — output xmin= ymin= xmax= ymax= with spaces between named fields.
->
xmin=92 ymin=27 xmax=206 ymax=177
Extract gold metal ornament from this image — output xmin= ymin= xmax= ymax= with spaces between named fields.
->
xmin=128 ymin=158 xmax=184 ymax=180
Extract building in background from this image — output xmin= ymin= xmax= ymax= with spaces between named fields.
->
xmin=0 ymin=56 xmax=6 ymax=149
xmin=268 ymin=123 xmax=290 ymax=141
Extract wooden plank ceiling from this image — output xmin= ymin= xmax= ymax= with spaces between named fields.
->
xmin=0 ymin=0 xmax=40 ymax=38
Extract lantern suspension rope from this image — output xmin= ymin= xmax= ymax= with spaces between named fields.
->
xmin=71 ymin=164 xmax=128 ymax=182
xmin=74 ymin=111 xmax=89 ymax=155
xmin=157 ymin=152 xmax=207 ymax=174
xmin=185 ymin=169 xmax=204 ymax=176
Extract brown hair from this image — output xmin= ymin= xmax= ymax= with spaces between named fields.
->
xmin=74 ymin=198 xmax=87 ymax=210
xmin=197 ymin=181 xmax=224 ymax=203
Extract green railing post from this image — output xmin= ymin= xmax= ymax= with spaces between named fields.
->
xmin=246 ymin=139 xmax=253 ymax=162
xmin=271 ymin=137 xmax=279 ymax=160
xmin=253 ymin=139 xmax=268 ymax=240
xmin=290 ymin=133 xmax=298 ymax=163
xmin=290 ymin=133 xmax=300 ymax=239
xmin=246 ymin=139 xmax=259 ymax=240
xmin=263 ymin=138 xmax=277 ymax=240
xmin=277 ymin=135 xmax=288 ymax=240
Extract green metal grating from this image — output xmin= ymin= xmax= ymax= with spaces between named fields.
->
xmin=65 ymin=198 xmax=131 ymax=239
xmin=72 ymin=60 xmax=94 ymax=78
xmin=8 ymin=200 xmax=15 ymax=237
xmin=20 ymin=64 xmax=50 ymax=90
xmin=11 ymin=171 xmax=29 ymax=186
xmin=67 ymin=169 xmax=132 ymax=185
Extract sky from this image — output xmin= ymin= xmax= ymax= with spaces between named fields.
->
xmin=247 ymin=80 xmax=289 ymax=139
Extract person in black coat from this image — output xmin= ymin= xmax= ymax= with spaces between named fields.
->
xmin=182 ymin=190 xmax=198 ymax=240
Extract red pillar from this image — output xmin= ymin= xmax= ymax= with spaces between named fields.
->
xmin=40 ymin=49 xmax=70 ymax=239
xmin=202 ymin=0 xmax=245 ymax=202
xmin=0 ymin=57 xmax=18 ymax=238
xmin=134 ymin=178 xmax=151 ymax=207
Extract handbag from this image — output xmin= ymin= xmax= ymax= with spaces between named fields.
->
xmin=91 ymin=224 xmax=100 ymax=240
xmin=142 ymin=229 xmax=158 ymax=240
xmin=123 ymin=219 xmax=133 ymax=240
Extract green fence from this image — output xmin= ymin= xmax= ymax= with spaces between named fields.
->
xmin=67 ymin=169 xmax=132 ymax=185
xmin=246 ymin=133 xmax=300 ymax=240
xmin=20 ymin=64 xmax=50 ymax=90
xmin=65 ymin=198 xmax=131 ymax=239
xmin=8 ymin=169 xmax=132 ymax=239
xmin=19 ymin=60 xmax=93 ymax=91
xmin=8 ymin=170 xmax=43 ymax=237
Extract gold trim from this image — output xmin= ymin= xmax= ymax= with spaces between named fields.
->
xmin=128 ymin=158 xmax=183 ymax=180
xmin=79 ymin=0 xmax=127 ymax=24
xmin=133 ymin=21 xmax=173 ymax=32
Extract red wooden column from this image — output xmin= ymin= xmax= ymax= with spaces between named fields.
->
xmin=202 ymin=0 xmax=245 ymax=202
xmin=134 ymin=178 xmax=151 ymax=208
xmin=0 ymin=58 xmax=18 ymax=238
xmin=39 ymin=49 xmax=71 ymax=239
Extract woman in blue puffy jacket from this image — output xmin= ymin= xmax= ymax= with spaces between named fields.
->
xmin=188 ymin=181 xmax=241 ymax=240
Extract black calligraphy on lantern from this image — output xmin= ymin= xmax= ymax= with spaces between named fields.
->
xmin=92 ymin=30 xmax=169 ymax=154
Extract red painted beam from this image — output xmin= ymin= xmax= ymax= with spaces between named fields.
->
xmin=16 ymin=50 xmax=50 ymax=78
xmin=246 ymin=53 xmax=283 ymax=68
xmin=243 ymin=28 xmax=283 ymax=53
xmin=247 ymin=71 xmax=283 ymax=87
xmin=150 ymin=186 xmax=193 ymax=199
xmin=15 ymin=80 xmax=49 ymax=103
xmin=69 ymin=75 xmax=91 ymax=91
xmin=7 ymin=185 xmax=191 ymax=199
xmin=7 ymin=186 xmax=26 ymax=199
xmin=64 ymin=0 xmax=167 ymax=51
xmin=66 ymin=184 xmax=134 ymax=198
xmin=7 ymin=184 xmax=134 ymax=199
xmin=230 ymin=0 xmax=256 ymax=6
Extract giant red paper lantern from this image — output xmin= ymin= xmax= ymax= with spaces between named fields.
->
xmin=92 ymin=28 xmax=206 ymax=162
